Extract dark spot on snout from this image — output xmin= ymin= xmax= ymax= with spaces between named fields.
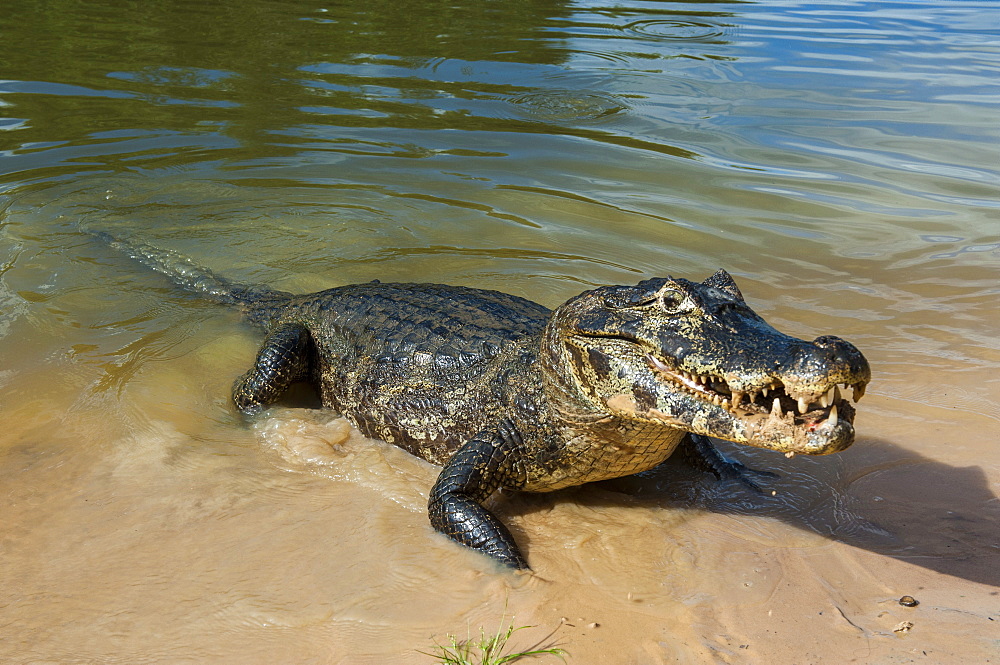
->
xmin=657 ymin=331 xmax=690 ymax=360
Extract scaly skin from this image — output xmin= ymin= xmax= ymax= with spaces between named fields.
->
xmin=101 ymin=234 xmax=871 ymax=570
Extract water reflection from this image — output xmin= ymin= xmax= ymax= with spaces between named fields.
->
xmin=1 ymin=0 xmax=743 ymax=173
xmin=1 ymin=0 xmax=579 ymax=143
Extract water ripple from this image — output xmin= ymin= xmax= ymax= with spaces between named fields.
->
xmin=507 ymin=90 xmax=628 ymax=123
xmin=621 ymin=19 xmax=726 ymax=42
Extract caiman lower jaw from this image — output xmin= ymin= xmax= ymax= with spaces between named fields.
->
xmin=644 ymin=353 xmax=866 ymax=452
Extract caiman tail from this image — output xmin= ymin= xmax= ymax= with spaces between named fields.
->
xmin=94 ymin=232 xmax=293 ymax=326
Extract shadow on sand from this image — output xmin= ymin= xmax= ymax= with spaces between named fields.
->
xmin=515 ymin=435 xmax=1000 ymax=587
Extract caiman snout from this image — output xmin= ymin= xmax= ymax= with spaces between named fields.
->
xmin=782 ymin=335 xmax=871 ymax=393
xmin=728 ymin=333 xmax=870 ymax=455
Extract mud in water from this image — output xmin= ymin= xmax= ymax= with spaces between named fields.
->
xmin=1 ymin=0 xmax=999 ymax=663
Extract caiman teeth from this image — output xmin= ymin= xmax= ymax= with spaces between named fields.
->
xmin=853 ymin=383 xmax=866 ymax=401
xmin=646 ymin=353 xmax=858 ymax=431
xmin=647 ymin=355 xmax=732 ymax=400
xmin=742 ymin=380 xmax=855 ymax=432
xmin=820 ymin=386 xmax=835 ymax=409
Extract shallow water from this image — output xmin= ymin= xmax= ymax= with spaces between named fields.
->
xmin=1 ymin=0 xmax=998 ymax=662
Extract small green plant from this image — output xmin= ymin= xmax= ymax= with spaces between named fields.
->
xmin=420 ymin=615 xmax=567 ymax=665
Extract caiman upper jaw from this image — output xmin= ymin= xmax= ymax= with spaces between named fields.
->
xmin=645 ymin=353 xmax=866 ymax=410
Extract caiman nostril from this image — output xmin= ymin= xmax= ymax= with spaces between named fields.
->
xmin=812 ymin=335 xmax=871 ymax=379
xmin=814 ymin=335 xmax=853 ymax=356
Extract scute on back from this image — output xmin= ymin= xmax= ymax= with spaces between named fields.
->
xmin=283 ymin=282 xmax=552 ymax=367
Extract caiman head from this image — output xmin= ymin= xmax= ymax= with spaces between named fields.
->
xmin=541 ymin=270 xmax=871 ymax=455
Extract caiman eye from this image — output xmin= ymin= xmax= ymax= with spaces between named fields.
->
xmin=659 ymin=289 xmax=685 ymax=313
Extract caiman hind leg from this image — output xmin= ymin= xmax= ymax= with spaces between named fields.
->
xmin=233 ymin=322 xmax=313 ymax=415
xmin=683 ymin=433 xmax=779 ymax=493
xmin=428 ymin=419 xmax=529 ymax=570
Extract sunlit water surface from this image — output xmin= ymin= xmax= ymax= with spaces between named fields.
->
xmin=1 ymin=1 xmax=998 ymax=663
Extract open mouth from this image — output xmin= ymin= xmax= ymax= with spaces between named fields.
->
xmin=645 ymin=353 xmax=865 ymax=433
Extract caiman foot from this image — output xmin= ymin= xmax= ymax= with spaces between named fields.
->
xmin=428 ymin=419 xmax=529 ymax=570
xmin=685 ymin=433 xmax=779 ymax=493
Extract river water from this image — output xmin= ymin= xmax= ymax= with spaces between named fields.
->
xmin=1 ymin=1 xmax=998 ymax=663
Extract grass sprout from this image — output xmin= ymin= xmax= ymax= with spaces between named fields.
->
xmin=420 ymin=614 xmax=567 ymax=665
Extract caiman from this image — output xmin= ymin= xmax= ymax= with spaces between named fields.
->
xmin=99 ymin=233 xmax=871 ymax=570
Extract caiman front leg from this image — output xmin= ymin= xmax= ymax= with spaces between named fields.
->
xmin=683 ymin=433 xmax=779 ymax=493
xmin=233 ymin=322 xmax=312 ymax=415
xmin=428 ymin=419 xmax=529 ymax=570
